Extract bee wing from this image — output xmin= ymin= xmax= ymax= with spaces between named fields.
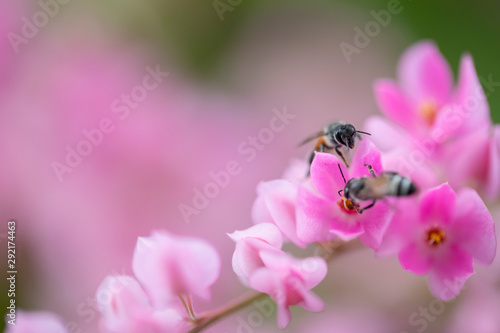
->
xmin=297 ymin=130 xmax=326 ymax=147
xmin=364 ymin=177 xmax=391 ymax=199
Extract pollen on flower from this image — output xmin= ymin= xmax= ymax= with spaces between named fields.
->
xmin=419 ymin=100 xmax=438 ymax=126
xmin=337 ymin=197 xmax=358 ymax=214
xmin=426 ymin=227 xmax=446 ymax=246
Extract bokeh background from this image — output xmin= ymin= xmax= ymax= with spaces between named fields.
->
xmin=1 ymin=0 xmax=500 ymax=332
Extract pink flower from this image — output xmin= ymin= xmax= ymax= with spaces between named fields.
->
xmin=228 ymin=223 xmax=284 ymax=285
xmin=249 ymin=252 xmax=327 ymax=329
xmin=296 ymin=139 xmax=393 ymax=250
xmin=252 ymin=180 xmax=307 ymax=248
xmin=229 ymin=224 xmax=327 ymax=327
xmin=442 ymin=126 xmax=500 ymax=199
xmin=132 ymin=231 xmax=221 ymax=308
xmin=380 ymin=183 xmax=496 ymax=300
xmin=373 ymin=41 xmax=489 ymax=139
xmin=96 ymin=275 xmax=189 ymax=333
xmin=4 ymin=310 xmax=67 ymax=333
xmin=368 ymin=41 xmax=500 ymax=199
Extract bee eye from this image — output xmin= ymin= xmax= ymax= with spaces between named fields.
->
xmin=352 ymin=181 xmax=364 ymax=192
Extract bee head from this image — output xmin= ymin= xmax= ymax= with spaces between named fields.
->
xmin=345 ymin=178 xmax=364 ymax=199
xmin=341 ymin=124 xmax=357 ymax=149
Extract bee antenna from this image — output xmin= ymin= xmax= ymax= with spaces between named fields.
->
xmin=338 ymin=164 xmax=347 ymax=185
xmin=356 ymin=130 xmax=371 ymax=136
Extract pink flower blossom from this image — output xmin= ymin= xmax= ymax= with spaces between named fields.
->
xmin=296 ymin=139 xmax=393 ymax=250
xmin=252 ymin=179 xmax=307 ymax=248
xmin=249 ymin=251 xmax=327 ymax=328
xmin=132 ymin=231 xmax=221 ymax=308
xmin=5 ymin=311 xmax=67 ymax=333
xmin=441 ymin=126 xmax=500 ymax=199
xmin=229 ymin=223 xmax=327 ymax=327
xmin=367 ymin=41 xmax=500 ymax=199
xmin=228 ymin=223 xmax=284 ymax=285
xmin=373 ymin=41 xmax=489 ymax=139
xmin=380 ymin=183 xmax=496 ymax=300
xmin=96 ymin=275 xmax=189 ymax=333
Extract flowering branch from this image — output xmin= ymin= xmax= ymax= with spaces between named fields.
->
xmin=188 ymin=239 xmax=363 ymax=332
xmin=13 ymin=40 xmax=499 ymax=333
xmin=188 ymin=291 xmax=268 ymax=333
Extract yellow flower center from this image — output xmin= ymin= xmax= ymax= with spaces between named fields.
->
xmin=419 ymin=100 xmax=438 ymax=126
xmin=426 ymin=227 xmax=445 ymax=246
xmin=337 ymin=197 xmax=359 ymax=214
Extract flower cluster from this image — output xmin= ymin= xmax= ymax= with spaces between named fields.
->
xmin=94 ymin=231 xmax=221 ymax=333
xmin=7 ymin=41 xmax=498 ymax=332
xmin=228 ymin=223 xmax=327 ymax=328
xmin=366 ymin=41 xmax=500 ymax=199
xmin=230 ymin=40 xmax=498 ymax=326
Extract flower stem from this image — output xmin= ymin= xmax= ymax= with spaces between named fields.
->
xmin=187 ymin=240 xmax=363 ymax=332
xmin=180 ymin=294 xmax=197 ymax=322
xmin=188 ymin=291 xmax=268 ymax=333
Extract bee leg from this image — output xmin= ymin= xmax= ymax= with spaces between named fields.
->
xmin=364 ymin=163 xmax=376 ymax=177
xmin=335 ymin=145 xmax=349 ymax=167
xmin=358 ymin=200 xmax=376 ymax=214
xmin=307 ymin=142 xmax=329 ymax=177
xmin=338 ymin=189 xmax=343 ymax=197
xmin=357 ymin=133 xmax=363 ymax=141
xmin=306 ymin=151 xmax=316 ymax=177
xmin=319 ymin=142 xmax=327 ymax=152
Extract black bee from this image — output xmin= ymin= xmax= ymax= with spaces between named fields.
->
xmin=337 ymin=163 xmax=417 ymax=214
xmin=299 ymin=122 xmax=370 ymax=170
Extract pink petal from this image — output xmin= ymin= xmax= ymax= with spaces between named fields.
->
xmin=329 ymin=216 xmax=364 ymax=241
xmin=310 ymin=152 xmax=347 ymax=201
xmin=398 ymin=41 xmax=453 ymax=106
xmin=377 ymin=197 xmax=420 ymax=256
xmin=171 ymin=236 xmax=220 ymax=301
xmin=96 ymin=275 xmax=150 ymax=319
xmin=231 ymin=238 xmax=283 ymax=284
xmin=251 ymin=191 xmax=273 ymax=224
xmin=451 ymin=188 xmax=496 ymax=265
xmin=349 ymin=138 xmax=383 ymax=179
xmin=299 ymin=290 xmax=325 ymax=313
xmin=296 ymin=186 xmax=336 ymax=243
xmin=419 ymin=183 xmax=456 ymax=226
xmin=259 ymin=250 xmax=291 ymax=271
xmin=453 ymin=54 xmax=491 ymax=133
xmin=247 ymin=267 xmax=291 ymax=329
xmin=277 ymin=304 xmax=292 ymax=329
xmin=484 ymin=125 xmax=500 ymax=200
xmin=363 ymin=116 xmax=409 ymax=152
xmin=381 ymin=148 xmax=440 ymax=191
xmin=443 ymin=129 xmax=490 ymax=192
xmin=228 ymin=223 xmax=283 ymax=249
xmin=294 ymin=257 xmax=328 ymax=289
xmin=373 ymin=79 xmax=417 ymax=129
xmin=357 ymin=202 xmax=393 ymax=250
xmin=398 ymin=242 xmax=432 ymax=275
xmin=249 ymin=267 xmax=281 ymax=296
xmin=132 ymin=232 xmax=221 ymax=306
xmin=253 ymin=180 xmax=306 ymax=248
xmin=152 ymin=309 xmax=190 ymax=333
xmin=428 ymin=245 xmax=474 ymax=301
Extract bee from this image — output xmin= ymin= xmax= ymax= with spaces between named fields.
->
xmin=299 ymin=122 xmax=371 ymax=170
xmin=337 ymin=163 xmax=417 ymax=214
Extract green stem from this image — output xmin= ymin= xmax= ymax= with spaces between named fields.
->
xmin=187 ymin=240 xmax=364 ymax=332
xmin=188 ymin=291 xmax=267 ymax=333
